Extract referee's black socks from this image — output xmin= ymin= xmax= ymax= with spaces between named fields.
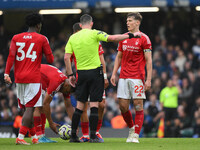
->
xmin=71 ymin=108 xmax=83 ymax=138
xmin=89 ymin=107 xmax=99 ymax=139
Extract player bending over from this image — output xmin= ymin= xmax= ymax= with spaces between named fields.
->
xmin=33 ymin=64 xmax=75 ymax=143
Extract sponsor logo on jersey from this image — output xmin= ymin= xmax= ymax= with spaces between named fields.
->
xmin=122 ymin=45 xmax=139 ymax=52
xmin=137 ymin=93 xmax=142 ymax=97
xmin=123 ymin=45 xmax=127 ymax=50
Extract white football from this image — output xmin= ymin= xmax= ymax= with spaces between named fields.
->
xmin=58 ymin=124 xmax=71 ymax=140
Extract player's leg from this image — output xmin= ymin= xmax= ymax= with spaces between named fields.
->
xmin=117 ymin=79 xmax=135 ymax=142
xmin=131 ymin=79 xmax=145 ymax=143
xmin=16 ymin=106 xmax=35 ymax=145
xmin=88 ymin=102 xmax=99 ymax=142
xmin=80 ymin=102 xmax=90 ymax=142
xmin=27 ymin=107 xmax=39 ymax=144
xmin=89 ymin=66 xmax=104 ymax=143
xmin=16 ymin=83 xmax=39 ymax=145
xmin=70 ymin=69 xmax=89 ymax=143
xmin=119 ymin=98 xmax=135 ymax=142
xmin=133 ymin=99 xmax=144 ymax=143
xmin=40 ymin=90 xmax=46 ymax=139
xmin=70 ymin=101 xmax=84 ymax=142
xmin=33 ymin=107 xmax=43 ymax=138
xmin=96 ymin=98 xmax=105 ymax=142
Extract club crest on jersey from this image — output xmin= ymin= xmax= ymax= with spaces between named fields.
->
xmin=135 ymin=39 xmax=139 ymax=45
xmin=23 ymin=35 xmax=32 ymax=39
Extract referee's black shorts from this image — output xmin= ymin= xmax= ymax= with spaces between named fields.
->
xmin=76 ymin=66 xmax=104 ymax=103
xmin=163 ymin=107 xmax=178 ymax=121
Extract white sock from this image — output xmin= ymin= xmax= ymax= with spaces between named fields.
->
xmin=18 ymin=133 xmax=25 ymax=140
xmin=31 ymin=134 xmax=38 ymax=140
xmin=131 ymin=126 xmax=135 ymax=130
xmin=83 ymin=135 xmax=89 ymax=138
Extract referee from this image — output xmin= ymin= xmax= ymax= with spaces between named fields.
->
xmin=64 ymin=14 xmax=140 ymax=143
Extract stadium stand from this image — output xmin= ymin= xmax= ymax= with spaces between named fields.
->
xmin=1 ymin=6 xmax=200 ymax=138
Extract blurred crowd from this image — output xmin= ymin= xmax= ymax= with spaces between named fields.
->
xmin=1 ymin=9 xmax=200 ymax=138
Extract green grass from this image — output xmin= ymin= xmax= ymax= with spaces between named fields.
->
xmin=0 ymin=138 xmax=200 ymax=150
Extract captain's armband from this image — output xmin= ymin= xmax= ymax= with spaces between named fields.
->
xmin=143 ymin=49 xmax=152 ymax=52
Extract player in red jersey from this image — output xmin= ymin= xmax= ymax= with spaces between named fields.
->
xmin=33 ymin=64 xmax=75 ymax=143
xmin=4 ymin=13 xmax=54 ymax=145
xmin=70 ymin=23 xmax=109 ymax=142
xmin=111 ymin=12 xmax=152 ymax=143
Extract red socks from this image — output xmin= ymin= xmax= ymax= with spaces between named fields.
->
xmin=135 ymin=110 xmax=144 ymax=134
xmin=34 ymin=116 xmax=42 ymax=136
xmin=81 ymin=122 xmax=89 ymax=136
xmin=41 ymin=113 xmax=46 ymax=135
xmin=29 ymin=127 xmax=36 ymax=136
xmin=19 ymin=126 xmax=29 ymax=136
xmin=96 ymin=120 xmax=102 ymax=133
xmin=81 ymin=120 xmax=103 ymax=136
xmin=34 ymin=113 xmax=46 ymax=136
xmin=121 ymin=110 xmax=134 ymax=128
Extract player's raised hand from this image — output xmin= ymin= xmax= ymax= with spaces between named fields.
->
xmin=4 ymin=74 xmax=12 ymax=84
xmin=110 ymin=75 xmax=116 ymax=86
xmin=145 ymin=80 xmax=151 ymax=91
xmin=49 ymin=122 xmax=61 ymax=134
xmin=69 ymin=75 xmax=76 ymax=87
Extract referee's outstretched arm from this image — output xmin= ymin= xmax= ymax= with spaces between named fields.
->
xmin=107 ymin=32 xmax=141 ymax=42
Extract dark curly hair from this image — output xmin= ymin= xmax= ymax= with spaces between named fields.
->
xmin=25 ymin=13 xmax=43 ymax=27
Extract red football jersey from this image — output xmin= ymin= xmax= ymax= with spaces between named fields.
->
xmin=5 ymin=32 xmax=53 ymax=83
xmin=40 ymin=64 xmax=69 ymax=98
xmin=98 ymin=42 xmax=104 ymax=55
xmin=118 ymin=32 xmax=152 ymax=80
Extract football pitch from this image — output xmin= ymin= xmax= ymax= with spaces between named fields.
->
xmin=0 ymin=138 xmax=200 ymax=150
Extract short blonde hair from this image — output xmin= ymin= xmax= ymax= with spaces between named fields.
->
xmin=127 ymin=12 xmax=142 ymax=22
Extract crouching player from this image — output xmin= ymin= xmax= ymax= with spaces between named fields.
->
xmin=33 ymin=64 xmax=75 ymax=143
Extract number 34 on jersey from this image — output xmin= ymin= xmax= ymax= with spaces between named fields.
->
xmin=16 ymin=42 xmax=37 ymax=62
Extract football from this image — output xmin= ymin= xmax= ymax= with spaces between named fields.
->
xmin=58 ymin=124 xmax=71 ymax=140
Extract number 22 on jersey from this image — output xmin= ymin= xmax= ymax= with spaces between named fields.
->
xmin=16 ymin=42 xmax=37 ymax=62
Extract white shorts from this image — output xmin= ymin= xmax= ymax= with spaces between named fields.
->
xmin=117 ymin=79 xmax=146 ymax=100
xmin=16 ymin=83 xmax=42 ymax=108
